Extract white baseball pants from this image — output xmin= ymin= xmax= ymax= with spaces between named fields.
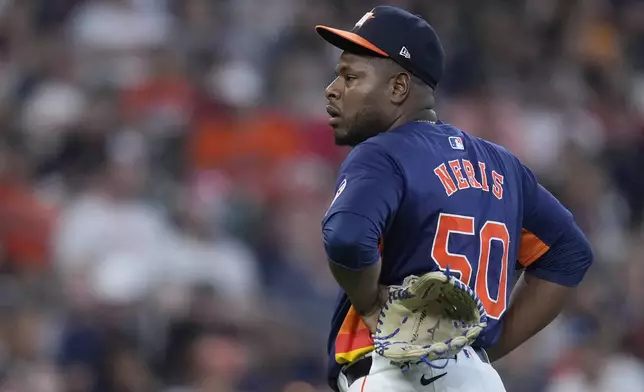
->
xmin=337 ymin=347 xmax=507 ymax=392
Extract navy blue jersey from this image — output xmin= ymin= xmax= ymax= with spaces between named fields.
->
xmin=322 ymin=121 xmax=589 ymax=389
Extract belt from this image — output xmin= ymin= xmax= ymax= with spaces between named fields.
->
xmin=342 ymin=347 xmax=490 ymax=388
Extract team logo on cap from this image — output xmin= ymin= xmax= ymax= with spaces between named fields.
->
xmin=355 ymin=10 xmax=375 ymax=29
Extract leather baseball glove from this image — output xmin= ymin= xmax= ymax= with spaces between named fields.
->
xmin=372 ymin=268 xmax=488 ymax=365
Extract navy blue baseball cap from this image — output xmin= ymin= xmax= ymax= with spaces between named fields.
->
xmin=316 ymin=5 xmax=445 ymax=88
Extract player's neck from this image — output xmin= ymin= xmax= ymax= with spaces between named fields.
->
xmin=388 ymin=109 xmax=438 ymax=131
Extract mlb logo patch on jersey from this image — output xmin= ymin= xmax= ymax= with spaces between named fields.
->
xmin=449 ymin=136 xmax=464 ymax=150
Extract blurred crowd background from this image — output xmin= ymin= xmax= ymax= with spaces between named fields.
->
xmin=0 ymin=0 xmax=643 ymax=391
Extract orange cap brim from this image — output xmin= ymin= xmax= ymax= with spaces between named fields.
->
xmin=315 ymin=25 xmax=389 ymax=57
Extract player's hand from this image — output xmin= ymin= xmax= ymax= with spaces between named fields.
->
xmin=358 ymin=285 xmax=389 ymax=335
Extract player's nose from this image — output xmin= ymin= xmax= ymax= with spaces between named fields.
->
xmin=325 ymin=77 xmax=341 ymax=102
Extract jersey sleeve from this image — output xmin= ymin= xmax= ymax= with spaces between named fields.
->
xmin=517 ymin=165 xmax=570 ymax=267
xmin=321 ymin=142 xmax=405 ymax=270
xmin=518 ymin=164 xmax=593 ymax=286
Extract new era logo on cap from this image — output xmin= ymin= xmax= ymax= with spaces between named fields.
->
xmin=399 ymin=46 xmax=410 ymax=59
xmin=449 ymin=136 xmax=464 ymax=150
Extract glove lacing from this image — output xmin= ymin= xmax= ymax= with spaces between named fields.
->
xmin=389 ymin=266 xmax=463 ymax=373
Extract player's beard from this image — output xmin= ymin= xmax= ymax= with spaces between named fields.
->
xmin=334 ymin=106 xmax=389 ymax=147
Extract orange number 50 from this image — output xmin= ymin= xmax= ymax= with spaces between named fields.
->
xmin=431 ymin=213 xmax=510 ymax=319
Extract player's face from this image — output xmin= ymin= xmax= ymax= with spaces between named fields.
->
xmin=325 ymin=52 xmax=393 ymax=146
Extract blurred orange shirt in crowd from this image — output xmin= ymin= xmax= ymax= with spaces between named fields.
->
xmin=188 ymin=110 xmax=303 ymax=176
xmin=578 ymin=21 xmax=621 ymax=66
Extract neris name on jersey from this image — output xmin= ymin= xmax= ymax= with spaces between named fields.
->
xmin=433 ymin=159 xmax=504 ymax=199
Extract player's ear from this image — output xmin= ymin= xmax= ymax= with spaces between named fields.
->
xmin=390 ymin=72 xmax=411 ymax=105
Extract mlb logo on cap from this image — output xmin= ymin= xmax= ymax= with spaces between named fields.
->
xmin=449 ymin=136 xmax=464 ymax=150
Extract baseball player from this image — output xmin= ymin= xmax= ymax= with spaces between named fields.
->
xmin=317 ymin=5 xmax=594 ymax=392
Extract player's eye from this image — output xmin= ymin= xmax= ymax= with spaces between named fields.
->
xmin=345 ymin=75 xmax=357 ymax=83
